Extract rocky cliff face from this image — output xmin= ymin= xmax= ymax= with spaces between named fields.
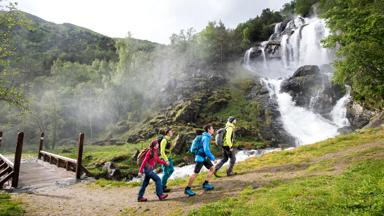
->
xmin=280 ymin=65 xmax=345 ymax=120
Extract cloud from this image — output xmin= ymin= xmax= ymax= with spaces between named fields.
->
xmin=17 ymin=0 xmax=291 ymax=44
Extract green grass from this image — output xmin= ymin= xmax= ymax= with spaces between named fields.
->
xmin=0 ymin=192 xmax=23 ymax=216
xmin=51 ymin=143 xmax=146 ymax=179
xmin=190 ymin=159 xmax=384 ymax=216
xmin=233 ymin=128 xmax=384 ymax=174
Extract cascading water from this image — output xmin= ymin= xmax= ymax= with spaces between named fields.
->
xmin=244 ymin=16 xmax=350 ymax=145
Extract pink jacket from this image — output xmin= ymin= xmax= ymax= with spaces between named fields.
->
xmin=139 ymin=148 xmax=167 ymax=173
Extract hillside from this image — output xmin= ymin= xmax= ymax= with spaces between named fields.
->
xmin=8 ymin=11 xmax=160 ymax=80
xmin=2 ymin=127 xmax=383 ymax=215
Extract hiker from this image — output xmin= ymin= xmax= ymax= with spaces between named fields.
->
xmin=160 ymin=128 xmax=174 ymax=192
xmin=184 ymin=124 xmax=217 ymax=197
xmin=214 ymin=116 xmax=237 ymax=177
xmin=137 ymin=139 xmax=169 ymax=202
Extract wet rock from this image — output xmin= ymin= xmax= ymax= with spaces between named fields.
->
xmin=246 ymin=79 xmax=296 ymax=147
xmin=172 ymin=133 xmax=195 ymax=154
xmin=337 ymin=126 xmax=353 ymax=134
xmin=346 ymin=102 xmax=375 ymax=129
xmin=127 ymin=135 xmax=141 ymax=143
xmin=364 ymin=112 xmax=384 ymax=129
xmin=102 ymin=162 xmax=121 ymax=179
xmin=280 ymin=65 xmax=345 ymax=118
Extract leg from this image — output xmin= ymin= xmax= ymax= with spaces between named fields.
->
xmin=188 ymin=162 xmax=203 ymax=187
xmin=187 ymin=173 xmax=198 ymax=187
xmin=138 ymin=173 xmax=151 ymax=199
xmin=215 ymin=147 xmax=230 ymax=172
xmin=202 ymin=160 xmax=215 ymax=191
xmin=204 ymin=159 xmax=215 ymax=183
xmin=148 ymin=171 xmax=163 ymax=196
xmin=227 ymin=149 xmax=237 ymax=175
xmin=161 ymin=158 xmax=174 ymax=188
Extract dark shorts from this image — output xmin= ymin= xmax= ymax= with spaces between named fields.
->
xmin=194 ymin=159 xmax=213 ymax=174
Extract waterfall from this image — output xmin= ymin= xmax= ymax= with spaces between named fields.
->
xmin=243 ymin=17 xmax=350 ymax=146
xmin=331 ymin=86 xmax=351 ymax=128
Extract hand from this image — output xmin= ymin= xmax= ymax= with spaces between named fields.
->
xmin=166 ymin=161 xmax=170 ymax=166
xmin=138 ymin=172 xmax=143 ymax=177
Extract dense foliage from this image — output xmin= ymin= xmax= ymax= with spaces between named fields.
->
xmin=235 ymin=9 xmax=284 ymax=49
xmin=0 ymin=1 xmax=26 ymax=107
xmin=320 ymin=0 xmax=384 ymax=109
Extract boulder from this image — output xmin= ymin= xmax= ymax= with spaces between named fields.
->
xmin=280 ymin=65 xmax=345 ymax=118
xmin=172 ymin=133 xmax=195 ymax=154
xmin=364 ymin=112 xmax=384 ymax=129
xmin=346 ymin=101 xmax=375 ymax=129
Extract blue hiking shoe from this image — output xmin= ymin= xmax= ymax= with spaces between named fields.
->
xmin=202 ymin=182 xmax=214 ymax=191
xmin=184 ymin=187 xmax=196 ymax=197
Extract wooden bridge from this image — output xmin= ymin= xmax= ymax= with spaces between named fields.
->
xmin=0 ymin=132 xmax=89 ymax=189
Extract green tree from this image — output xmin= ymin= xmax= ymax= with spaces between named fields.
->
xmin=0 ymin=1 xmax=26 ymax=107
xmin=320 ymin=0 xmax=384 ymax=109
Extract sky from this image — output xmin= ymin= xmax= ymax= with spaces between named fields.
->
xmin=17 ymin=0 xmax=292 ymax=44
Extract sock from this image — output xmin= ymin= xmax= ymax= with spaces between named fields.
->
xmin=204 ymin=180 xmax=208 ymax=184
xmin=185 ymin=186 xmax=191 ymax=190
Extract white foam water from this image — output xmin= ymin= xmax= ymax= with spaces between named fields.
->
xmin=243 ymin=16 xmax=349 ymax=146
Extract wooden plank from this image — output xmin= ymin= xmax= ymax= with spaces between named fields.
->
xmin=38 ymin=132 xmax=44 ymax=159
xmin=0 ymin=167 xmax=11 ymax=177
xmin=76 ymin=133 xmax=84 ymax=179
xmin=0 ymin=154 xmax=14 ymax=168
xmin=40 ymin=151 xmax=77 ymax=164
xmin=12 ymin=132 xmax=24 ymax=188
xmin=0 ymin=171 xmax=13 ymax=188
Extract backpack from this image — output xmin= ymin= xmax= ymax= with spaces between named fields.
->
xmin=190 ymin=135 xmax=203 ymax=155
xmin=136 ymin=147 xmax=154 ymax=166
xmin=215 ymin=128 xmax=227 ymax=147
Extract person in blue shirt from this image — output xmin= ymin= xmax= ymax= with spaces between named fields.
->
xmin=184 ymin=124 xmax=217 ymax=197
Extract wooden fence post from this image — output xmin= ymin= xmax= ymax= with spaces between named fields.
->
xmin=38 ymin=132 xmax=44 ymax=159
xmin=0 ymin=131 xmax=2 ymax=149
xmin=12 ymin=132 xmax=24 ymax=188
xmin=76 ymin=133 xmax=84 ymax=179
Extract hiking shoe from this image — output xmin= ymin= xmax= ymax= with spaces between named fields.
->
xmin=202 ymin=182 xmax=214 ymax=191
xmin=163 ymin=187 xmax=171 ymax=193
xmin=137 ymin=197 xmax=147 ymax=202
xmin=227 ymin=172 xmax=238 ymax=176
xmin=184 ymin=187 xmax=196 ymax=197
xmin=158 ymin=193 xmax=168 ymax=201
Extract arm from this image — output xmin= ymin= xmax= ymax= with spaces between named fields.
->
xmin=160 ymin=139 xmax=168 ymax=162
xmin=139 ymin=151 xmax=151 ymax=174
xmin=225 ymin=126 xmax=234 ymax=148
xmin=154 ymin=151 xmax=167 ymax=165
xmin=203 ymin=137 xmax=215 ymax=161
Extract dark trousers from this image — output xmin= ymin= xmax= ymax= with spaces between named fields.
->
xmin=138 ymin=168 xmax=163 ymax=198
xmin=215 ymin=146 xmax=236 ymax=174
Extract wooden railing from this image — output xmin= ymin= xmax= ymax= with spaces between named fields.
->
xmin=38 ymin=132 xmax=90 ymax=179
xmin=0 ymin=132 xmax=24 ymax=189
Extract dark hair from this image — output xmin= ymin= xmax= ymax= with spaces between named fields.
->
xmin=195 ymin=129 xmax=204 ymax=135
xmin=165 ymin=128 xmax=172 ymax=135
xmin=203 ymin=124 xmax=213 ymax=132
xmin=150 ymin=140 xmax=158 ymax=149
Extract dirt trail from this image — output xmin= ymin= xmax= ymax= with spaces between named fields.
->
xmin=13 ymin=141 xmax=384 ymax=216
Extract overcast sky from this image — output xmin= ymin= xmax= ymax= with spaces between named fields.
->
xmin=17 ymin=0 xmax=291 ymax=44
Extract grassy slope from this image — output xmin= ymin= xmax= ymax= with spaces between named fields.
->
xmin=188 ymin=127 xmax=384 ymax=216
xmin=0 ymin=192 xmax=23 ymax=216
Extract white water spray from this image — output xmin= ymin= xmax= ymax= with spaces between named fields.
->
xmin=244 ymin=16 xmax=350 ymax=145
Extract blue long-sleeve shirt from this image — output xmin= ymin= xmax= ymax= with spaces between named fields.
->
xmin=195 ymin=132 xmax=215 ymax=162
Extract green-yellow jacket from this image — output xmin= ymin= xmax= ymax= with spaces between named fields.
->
xmin=223 ymin=122 xmax=235 ymax=148
xmin=160 ymin=135 xmax=172 ymax=162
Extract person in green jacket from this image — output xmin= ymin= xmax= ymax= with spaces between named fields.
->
xmin=160 ymin=128 xmax=174 ymax=193
xmin=214 ymin=116 xmax=237 ymax=176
